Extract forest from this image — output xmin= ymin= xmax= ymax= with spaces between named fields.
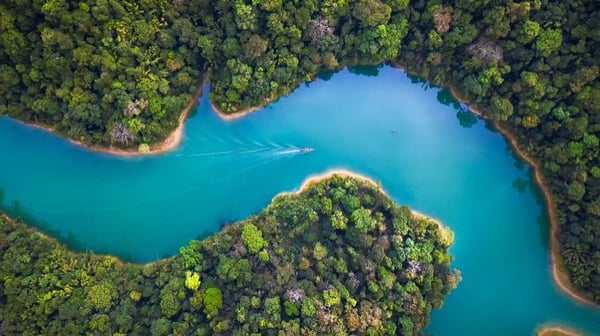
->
xmin=0 ymin=0 xmax=598 ymax=306
xmin=0 ymin=176 xmax=459 ymax=335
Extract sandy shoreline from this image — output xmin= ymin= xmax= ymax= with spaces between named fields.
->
xmin=273 ymin=169 xmax=445 ymax=229
xmin=445 ymin=86 xmax=598 ymax=308
xmin=2 ymin=170 xmax=444 ymax=267
xmin=536 ymin=326 xmax=581 ymax=336
xmin=7 ymin=64 xmax=598 ymax=307
xmin=211 ymin=98 xmax=272 ymax=121
xmin=13 ymin=86 xmax=204 ymax=157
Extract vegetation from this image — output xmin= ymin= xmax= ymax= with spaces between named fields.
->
xmin=0 ymin=0 xmax=204 ymax=146
xmin=0 ymin=0 xmax=598 ymax=304
xmin=0 ymin=176 xmax=459 ymax=335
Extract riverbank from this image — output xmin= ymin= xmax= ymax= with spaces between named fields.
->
xmin=445 ymin=86 xmax=598 ymax=309
xmin=389 ymin=61 xmax=597 ymax=308
xmin=211 ymin=98 xmax=273 ymax=121
xmin=536 ymin=326 xmax=581 ymax=336
xmin=14 ymin=86 xmax=204 ymax=157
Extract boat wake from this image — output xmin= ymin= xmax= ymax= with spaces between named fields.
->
xmin=177 ymin=146 xmax=314 ymax=158
xmin=274 ymin=147 xmax=314 ymax=155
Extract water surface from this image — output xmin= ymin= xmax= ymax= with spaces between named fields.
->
xmin=1 ymin=66 xmax=599 ymax=335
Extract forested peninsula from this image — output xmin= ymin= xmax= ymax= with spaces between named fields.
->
xmin=0 ymin=175 xmax=459 ymax=335
xmin=0 ymin=0 xmax=599 ymax=307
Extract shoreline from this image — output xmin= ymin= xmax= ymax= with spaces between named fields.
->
xmin=445 ymin=82 xmax=598 ymax=309
xmin=210 ymin=98 xmax=272 ymax=121
xmin=536 ymin=326 xmax=582 ymax=336
xmin=13 ymin=86 xmax=204 ymax=157
xmin=6 ymin=64 xmax=598 ymax=306
xmin=2 ymin=170 xmax=444 ymax=267
xmin=390 ymin=61 xmax=598 ymax=308
xmin=273 ymin=169 xmax=445 ymax=229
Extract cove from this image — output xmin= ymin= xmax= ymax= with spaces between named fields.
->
xmin=1 ymin=66 xmax=599 ymax=335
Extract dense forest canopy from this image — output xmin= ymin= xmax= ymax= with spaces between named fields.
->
xmin=0 ymin=176 xmax=459 ymax=335
xmin=0 ymin=0 xmax=598 ymax=305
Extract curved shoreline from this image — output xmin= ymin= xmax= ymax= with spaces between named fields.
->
xmin=6 ymin=65 xmax=598 ymax=307
xmin=536 ymin=326 xmax=582 ymax=336
xmin=13 ymin=86 xmax=204 ymax=157
xmin=211 ymin=98 xmax=272 ymax=121
xmin=274 ymin=169 xmax=445 ymax=229
xmin=2 ymin=170 xmax=443 ymax=265
xmin=391 ymin=61 xmax=598 ymax=308
xmin=445 ymin=86 xmax=598 ymax=309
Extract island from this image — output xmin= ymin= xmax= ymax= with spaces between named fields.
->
xmin=0 ymin=174 xmax=459 ymax=335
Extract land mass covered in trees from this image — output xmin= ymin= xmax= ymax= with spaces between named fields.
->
xmin=0 ymin=0 xmax=598 ymax=305
xmin=0 ymin=175 xmax=459 ymax=335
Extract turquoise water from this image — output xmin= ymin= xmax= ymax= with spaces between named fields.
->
xmin=0 ymin=66 xmax=599 ymax=335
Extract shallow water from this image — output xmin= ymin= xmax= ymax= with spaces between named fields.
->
xmin=0 ymin=66 xmax=598 ymax=335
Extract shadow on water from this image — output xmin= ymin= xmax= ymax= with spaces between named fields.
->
xmin=0 ymin=188 xmax=148 ymax=262
xmin=481 ymin=120 xmax=528 ymax=171
xmin=317 ymin=70 xmax=336 ymax=82
xmin=349 ymin=65 xmax=382 ymax=77
xmin=525 ymin=167 xmax=553 ymax=250
xmin=512 ymin=177 xmax=528 ymax=194
xmin=435 ymin=89 xmax=479 ymax=128
xmin=0 ymin=189 xmax=84 ymax=252
xmin=437 ymin=89 xmax=461 ymax=109
xmin=456 ymin=110 xmax=478 ymax=128
xmin=317 ymin=64 xmax=383 ymax=83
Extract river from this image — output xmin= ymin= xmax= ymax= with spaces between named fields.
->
xmin=0 ymin=66 xmax=598 ymax=335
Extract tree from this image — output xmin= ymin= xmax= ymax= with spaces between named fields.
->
xmin=185 ymin=271 xmax=201 ymax=290
xmin=160 ymin=291 xmax=181 ymax=318
xmin=489 ymin=96 xmax=514 ymax=121
xmin=517 ymin=20 xmax=540 ymax=44
xmin=203 ymin=287 xmax=223 ymax=318
xmin=535 ymin=28 xmax=562 ymax=57
xmin=243 ymin=34 xmax=268 ymax=60
xmin=567 ymin=181 xmax=586 ymax=201
xmin=313 ymin=242 xmax=328 ymax=260
xmin=241 ymin=223 xmax=266 ymax=254
xmin=351 ymin=208 xmax=377 ymax=233
xmin=331 ymin=209 xmax=348 ymax=230
xmin=353 ymin=0 xmax=392 ymax=28
xmin=87 ymin=283 xmax=116 ymax=312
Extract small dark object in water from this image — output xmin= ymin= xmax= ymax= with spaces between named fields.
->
xmin=390 ymin=129 xmax=398 ymax=134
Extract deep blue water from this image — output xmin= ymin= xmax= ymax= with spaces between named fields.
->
xmin=0 ymin=66 xmax=598 ymax=335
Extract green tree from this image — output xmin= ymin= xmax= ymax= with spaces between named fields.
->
xmin=185 ymin=271 xmax=201 ymax=290
xmin=160 ymin=292 xmax=181 ymax=317
xmin=313 ymin=242 xmax=328 ymax=260
xmin=353 ymin=0 xmax=392 ymax=28
xmin=351 ymin=207 xmax=377 ymax=233
xmin=331 ymin=209 xmax=348 ymax=230
xmin=567 ymin=181 xmax=586 ymax=201
xmin=535 ymin=28 xmax=562 ymax=57
xmin=241 ymin=223 xmax=267 ymax=254
xmin=87 ymin=283 xmax=116 ymax=312
xmin=243 ymin=34 xmax=268 ymax=59
xmin=517 ymin=20 xmax=540 ymax=44
xmin=489 ymin=96 xmax=514 ymax=121
xmin=203 ymin=287 xmax=223 ymax=318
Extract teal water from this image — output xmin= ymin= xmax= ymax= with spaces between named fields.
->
xmin=0 ymin=66 xmax=599 ymax=335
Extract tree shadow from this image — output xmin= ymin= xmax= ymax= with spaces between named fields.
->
xmin=512 ymin=177 xmax=528 ymax=194
xmin=348 ymin=65 xmax=382 ymax=77
xmin=0 ymin=188 xmax=92 ymax=256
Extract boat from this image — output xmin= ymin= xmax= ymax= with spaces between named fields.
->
xmin=300 ymin=147 xmax=314 ymax=153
